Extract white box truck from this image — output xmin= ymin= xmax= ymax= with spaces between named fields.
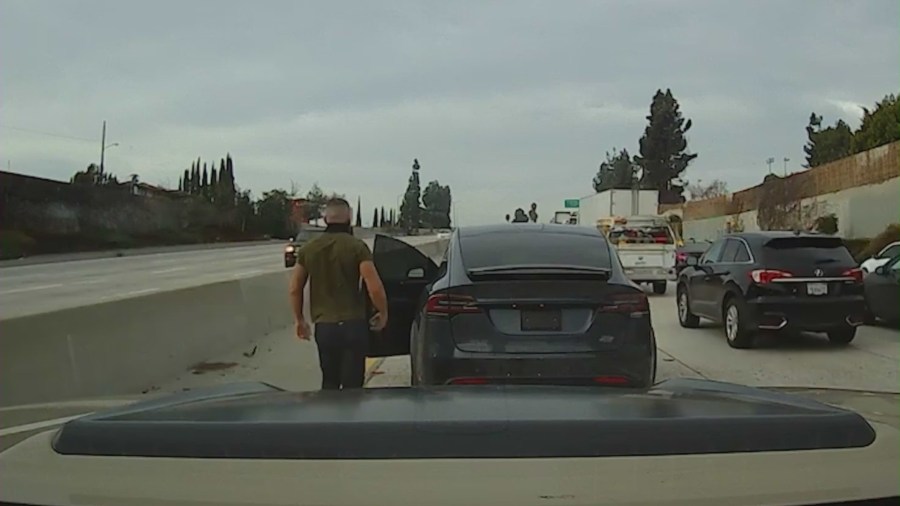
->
xmin=577 ymin=189 xmax=659 ymax=227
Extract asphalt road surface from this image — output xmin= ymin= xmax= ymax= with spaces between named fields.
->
xmin=1 ymin=281 xmax=897 ymax=452
xmin=0 ymin=236 xmax=436 ymax=319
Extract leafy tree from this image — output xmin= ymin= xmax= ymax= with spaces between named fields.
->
xmin=528 ymin=202 xmax=538 ymax=223
xmin=256 ymin=189 xmax=293 ymax=238
xmin=355 ymin=197 xmax=363 ymax=227
xmin=686 ymin=179 xmax=728 ymax=200
xmin=71 ymin=163 xmax=118 ymax=186
xmin=593 ymin=148 xmax=637 ymax=192
xmin=372 ymin=208 xmax=379 ymax=228
xmin=304 ymin=183 xmax=326 ymax=223
xmin=803 ymin=113 xmax=852 ymax=168
xmin=851 ymin=94 xmax=900 ymax=153
xmin=422 ymin=180 xmax=452 ymax=229
xmin=634 ymin=89 xmax=697 ymax=204
xmin=398 ymin=159 xmax=423 ymax=232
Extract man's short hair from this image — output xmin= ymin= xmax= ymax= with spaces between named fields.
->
xmin=324 ymin=197 xmax=352 ymax=223
xmin=326 ymin=197 xmax=351 ymax=209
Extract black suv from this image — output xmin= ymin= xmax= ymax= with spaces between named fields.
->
xmin=676 ymin=232 xmax=866 ymax=348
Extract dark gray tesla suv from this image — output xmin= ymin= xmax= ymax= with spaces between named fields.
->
xmin=367 ymin=224 xmax=658 ymax=387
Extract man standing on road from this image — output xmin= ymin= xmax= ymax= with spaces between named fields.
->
xmin=289 ymin=198 xmax=389 ymax=390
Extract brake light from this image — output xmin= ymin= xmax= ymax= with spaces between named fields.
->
xmin=750 ymin=269 xmax=793 ymax=284
xmin=842 ymin=268 xmax=864 ymax=283
xmin=426 ymin=294 xmax=480 ymax=315
xmin=598 ymin=293 xmax=649 ymax=314
xmin=448 ymin=377 xmax=488 ymax=385
xmin=676 ymin=252 xmax=687 ymax=262
xmin=593 ymin=375 xmax=630 ymax=385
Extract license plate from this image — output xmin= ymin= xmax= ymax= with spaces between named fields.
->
xmin=521 ymin=309 xmax=562 ymax=331
xmin=807 ymin=283 xmax=828 ymax=296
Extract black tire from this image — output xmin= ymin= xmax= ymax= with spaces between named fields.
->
xmin=677 ymin=285 xmax=701 ymax=328
xmin=652 ymin=282 xmax=667 ymax=295
xmin=827 ymin=325 xmax=857 ymax=345
xmin=723 ymin=296 xmax=755 ymax=349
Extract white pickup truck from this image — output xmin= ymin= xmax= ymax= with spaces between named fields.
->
xmin=607 ymin=216 xmax=677 ymax=294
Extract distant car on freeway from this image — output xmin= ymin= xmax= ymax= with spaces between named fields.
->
xmin=860 ymin=241 xmax=900 ymax=273
xmin=676 ymin=232 xmax=866 ymax=348
xmin=368 ymin=224 xmax=657 ymax=387
xmin=675 ymin=240 xmax=712 ymax=274
xmin=283 ymin=228 xmax=319 ymax=268
xmin=863 ymin=254 xmax=900 ymax=325
xmin=436 ymin=229 xmax=452 ymax=239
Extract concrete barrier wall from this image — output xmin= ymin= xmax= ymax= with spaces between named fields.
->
xmin=0 ymin=238 xmax=448 ymax=407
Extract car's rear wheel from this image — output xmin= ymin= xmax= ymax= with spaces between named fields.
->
xmin=652 ymin=282 xmax=667 ymax=295
xmin=724 ymin=296 xmax=755 ymax=349
xmin=827 ymin=325 xmax=857 ymax=345
xmin=677 ymin=286 xmax=700 ymax=328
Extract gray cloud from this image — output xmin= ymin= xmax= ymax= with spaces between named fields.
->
xmin=1 ymin=0 xmax=897 ymax=225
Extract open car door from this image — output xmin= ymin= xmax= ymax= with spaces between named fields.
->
xmin=368 ymin=235 xmax=439 ymax=357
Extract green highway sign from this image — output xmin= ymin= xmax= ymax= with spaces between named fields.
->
xmin=564 ymin=199 xmax=580 ymax=209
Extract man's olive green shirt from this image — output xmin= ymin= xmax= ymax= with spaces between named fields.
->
xmin=296 ymin=232 xmax=373 ymax=324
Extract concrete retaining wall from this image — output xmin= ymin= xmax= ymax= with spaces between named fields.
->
xmin=0 ymin=238 xmax=448 ymax=407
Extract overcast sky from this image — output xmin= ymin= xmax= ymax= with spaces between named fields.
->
xmin=1 ymin=0 xmax=897 ymax=225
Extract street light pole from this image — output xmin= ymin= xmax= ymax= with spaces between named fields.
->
xmin=766 ymin=157 xmax=775 ymax=174
xmin=100 ymin=120 xmax=106 ymax=176
xmin=783 ymin=157 xmax=790 ymax=176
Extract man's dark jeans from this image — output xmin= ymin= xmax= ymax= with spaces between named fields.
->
xmin=314 ymin=319 xmax=369 ymax=390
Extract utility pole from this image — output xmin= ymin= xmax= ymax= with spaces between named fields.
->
xmin=766 ymin=157 xmax=775 ymax=174
xmin=783 ymin=157 xmax=790 ymax=176
xmin=99 ymin=120 xmax=107 ymax=176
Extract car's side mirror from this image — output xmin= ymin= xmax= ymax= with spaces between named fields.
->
xmin=686 ymin=256 xmax=699 ymax=266
xmin=407 ymin=267 xmax=425 ymax=279
xmin=874 ymin=265 xmax=887 ymax=276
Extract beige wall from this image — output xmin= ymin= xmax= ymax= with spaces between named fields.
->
xmin=676 ymin=142 xmax=900 ymax=241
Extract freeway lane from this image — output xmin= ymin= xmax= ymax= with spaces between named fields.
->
xmin=0 ymin=235 xmax=438 ymax=320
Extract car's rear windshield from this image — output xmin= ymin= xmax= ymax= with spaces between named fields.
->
xmin=608 ymin=225 xmax=674 ymax=245
xmin=461 ymin=232 xmax=611 ymax=269
xmin=762 ymin=237 xmax=855 ymax=267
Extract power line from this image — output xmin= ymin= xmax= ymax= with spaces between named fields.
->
xmin=1 ymin=124 xmax=97 ymax=143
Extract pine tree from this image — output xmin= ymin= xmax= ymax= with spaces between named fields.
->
xmin=634 ymin=89 xmax=697 ymax=204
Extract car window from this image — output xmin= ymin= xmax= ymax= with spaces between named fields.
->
xmin=878 ymin=243 xmax=900 ymax=259
xmin=762 ymin=237 xmax=856 ymax=269
xmin=720 ymin=239 xmax=741 ymax=263
xmin=461 ymin=232 xmax=612 ymax=269
xmin=734 ymin=242 xmax=751 ymax=262
xmin=701 ymin=240 xmax=726 ymax=264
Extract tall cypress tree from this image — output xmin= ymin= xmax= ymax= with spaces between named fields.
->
xmin=201 ymin=163 xmax=209 ymax=197
xmin=355 ymin=197 xmax=363 ymax=227
xmin=372 ymin=208 xmax=379 ymax=228
xmin=399 ymin=159 xmax=422 ymax=231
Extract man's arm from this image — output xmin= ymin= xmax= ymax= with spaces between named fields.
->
xmin=289 ymin=263 xmax=308 ymax=324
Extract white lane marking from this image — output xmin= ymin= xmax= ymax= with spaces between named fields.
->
xmin=117 ymin=288 xmax=160 ymax=298
xmin=0 ymin=283 xmax=64 ymax=295
xmin=73 ymin=278 xmax=106 ymax=285
xmin=0 ymin=413 xmax=92 ymax=437
xmin=151 ymin=267 xmax=188 ymax=274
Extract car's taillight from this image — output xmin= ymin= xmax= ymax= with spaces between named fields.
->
xmin=425 ymin=294 xmax=480 ymax=315
xmin=842 ymin=268 xmax=864 ymax=283
xmin=676 ymin=252 xmax=687 ymax=262
xmin=592 ymin=375 xmax=631 ymax=385
xmin=750 ymin=269 xmax=793 ymax=284
xmin=598 ymin=293 xmax=649 ymax=314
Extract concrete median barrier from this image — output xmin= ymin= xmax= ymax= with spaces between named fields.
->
xmin=0 ymin=238 xmax=447 ymax=407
